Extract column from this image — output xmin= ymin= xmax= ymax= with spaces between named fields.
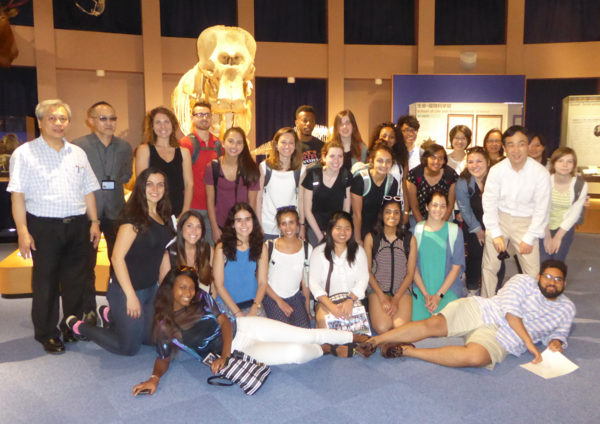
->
xmin=506 ymin=0 xmax=526 ymax=75
xmin=416 ymin=0 xmax=435 ymax=74
xmin=237 ymin=0 xmax=256 ymax=148
xmin=33 ymin=0 xmax=58 ymax=100
xmin=141 ymin=0 xmax=163 ymax=111
xmin=328 ymin=0 xmax=345 ymax=124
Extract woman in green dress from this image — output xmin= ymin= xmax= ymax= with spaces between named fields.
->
xmin=412 ymin=189 xmax=465 ymax=321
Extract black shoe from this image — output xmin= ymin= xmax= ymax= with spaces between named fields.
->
xmin=62 ymin=329 xmax=79 ymax=343
xmin=43 ymin=338 xmax=66 ymax=354
xmin=98 ymin=305 xmax=112 ymax=329
xmin=83 ymin=311 xmax=98 ymax=326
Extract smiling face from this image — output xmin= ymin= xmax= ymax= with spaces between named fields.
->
xmin=296 ymin=111 xmax=316 ymax=137
xmin=383 ymin=203 xmax=401 ymax=229
xmin=278 ymin=212 xmax=298 ymax=239
xmin=451 ymin=131 xmax=468 ymax=152
xmin=466 ymin=152 xmax=489 ymax=180
xmin=88 ymin=104 xmax=116 ymax=138
xmin=276 ymin=132 xmax=296 ymax=159
xmin=505 ymin=131 xmax=529 ymax=169
xmin=331 ymin=218 xmax=352 ymax=245
xmin=426 ymin=149 xmax=445 ymax=173
xmin=379 ymin=127 xmax=396 ymax=147
xmin=182 ymin=216 xmax=202 ymax=246
xmin=233 ymin=209 xmax=253 ymax=238
xmin=400 ymin=124 xmax=418 ymax=146
xmin=146 ymin=173 xmax=165 ymax=205
xmin=153 ymin=113 xmax=173 ymax=140
xmin=339 ymin=115 xmax=353 ymax=138
xmin=224 ymin=130 xmax=244 ymax=158
xmin=553 ymin=154 xmax=575 ymax=176
xmin=426 ymin=194 xmax=447 ymax=221
xmin=173 ymin=275 xmax=196 ymax=311
xmin=192 ymin=106 xmax=212 ymax=131
xmin=537 ymin=267 xmax=566 ymax=300
xmin=39 ymin=106 xmax=70 ymax=143
xmin=485 ymin=131 xmax=503 ymax=154
xmin=371 ymin=149 xmax=393 ymax=176
xmin=324 ymin=146 xmax=344 ymax=171
xmin=528 ymin=136 xmax=545 ymax=161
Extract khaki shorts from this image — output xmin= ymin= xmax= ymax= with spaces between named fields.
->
xmin=438 ymin=298 xmax=509 ymax=370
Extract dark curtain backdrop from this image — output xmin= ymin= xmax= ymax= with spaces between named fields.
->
xmin=525 ymin=78 xmax=600 ymax=155
xmin=525 ymin=0 xmax=600 ymax=44
xmin=344 ymin=0 xmax=415 ymax=45
xmin=255 ymin=78 xmax=327 ymax=148
xmin=160 ymin=0 xmax=237 ymax=38
xmin=7 ymin=0 xmax=33 ymax=26
xmin=0 ymin=66 xmax=37 ymax=121
xmin=435 ymin=0 xmax=506 ymax=45
xmin=254 ymin=0 xmax=326 ymax=43
xmin=53 ymin=0 xmax=141 ymax=35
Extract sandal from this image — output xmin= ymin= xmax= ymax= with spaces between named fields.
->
xmin=356 ymin=341 xmax=377 ymax=359
xmin=326 ymin=343 xmax=357 ymax=358
xmin=380 ymin=343 xmax=415 ymax=359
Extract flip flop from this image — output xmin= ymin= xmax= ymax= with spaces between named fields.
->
xmin=327 ymin=343 xmax=357 ymax=358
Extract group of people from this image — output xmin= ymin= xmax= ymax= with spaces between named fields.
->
xmin=7 ymin=99 xmax=579 ymax=395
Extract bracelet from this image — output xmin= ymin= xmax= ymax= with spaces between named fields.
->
xmin=150 ymin=375 xmax=160 ymax=381
xmin=300 ymin=223 xmax=306 ymax=226
xmin=346 ymin=296 xmax=354 ymax=302
xmin=91 ymin=219 xmax=100 ymax=224
xmin=404 ymin=212 xmax=410 ymax=215
xmin=234 ymin=311 xmax=242 ymax=316
xmin=253 ymin=302 xmax=262 ymax=309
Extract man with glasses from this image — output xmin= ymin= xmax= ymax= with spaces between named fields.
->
xmin=363 ymin=259 xmax=575 ymax=370
xmin=8 ymin=100 xmax=102 ymax=354
xmin=397 ymin=115 xmax=421 ymax=171
xmin=179 ymin=101 xmax=221 ymax=246
xmin=73 ymin=101 xmax=133 ymax=325
xmin=295 ymin=105 xmax=323 ymax=167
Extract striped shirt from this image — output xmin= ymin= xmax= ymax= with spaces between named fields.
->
xmin=473 ymin=274 xmax=575 ymax=356
xmin=549 ymin=187 xmax=572 ymax=230
xmin=372 ymin=236 xmax=408 ymax=295
xmin=7 ymin=136 xmax=100 ymax=218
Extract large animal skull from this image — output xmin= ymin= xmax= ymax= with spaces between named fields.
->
xmin=172 ymin=25 xmax=256 ymax=137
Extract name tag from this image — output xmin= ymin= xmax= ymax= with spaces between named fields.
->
xmin=101 ymin=180 xmax=115 ymax=190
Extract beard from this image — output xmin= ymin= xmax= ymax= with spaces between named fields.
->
xmin=538 ymin=278 xmax=564 ymax=299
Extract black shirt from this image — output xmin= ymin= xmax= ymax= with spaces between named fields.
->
xmin=301 ymin=165 xmax=352 ymax=231
xmin=351 ymin=172 xmax=399 ymax=238
xmin=301 ymin=137 xmax=325 ymax=165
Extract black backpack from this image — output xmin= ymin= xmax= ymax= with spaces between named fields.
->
xmin=311 ymin=165 xmax=350 ymax=198
xmin=264 ymin=162 xmax=302 ymax=201
xmin=211 ymin=158 xmax=241 ymax=206
xmin=188 ymin=133 xmax=222 ymax=165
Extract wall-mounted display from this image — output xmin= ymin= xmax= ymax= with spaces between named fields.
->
xmin=561 ymin=95 xmax=600 ymax=167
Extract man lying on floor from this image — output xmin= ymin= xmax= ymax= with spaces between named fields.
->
xmin=360 ymin=259 xmax=575 ymax=369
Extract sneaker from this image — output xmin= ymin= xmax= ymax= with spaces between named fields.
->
xmin=98 ymin=305 xmax=111 ymax=329
xmin=65 ymin=315 xmax=86 ymax=341
xmin=83 ymin=311 xmax=98 ymax=326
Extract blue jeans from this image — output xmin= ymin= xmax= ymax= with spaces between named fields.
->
xmin=78 ymin=282 xmax=157 ymax=356
xmin=539 ymin=226 xmax=576 ymax=263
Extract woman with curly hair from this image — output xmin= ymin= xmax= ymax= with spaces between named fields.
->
xmin=66 ymin=168 xmax=175 ymax=356
xmin=204 ymin=127 xmax=260 ymax=244
xmin=132 ymin=266 xmax=368 ymax=395
xmin=135 ymin=106 xmax=193 ymax=218
xmin=213 ymin=202 xmax=268 ymax=320
xmin=328 ymin=109 xmax=367 ymax=171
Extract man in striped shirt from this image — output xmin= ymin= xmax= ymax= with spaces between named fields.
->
xmin=363 ymin=259 xmax=575 ymax=369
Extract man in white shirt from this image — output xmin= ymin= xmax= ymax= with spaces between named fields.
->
xmin=396 ymin=115 xmax=421 ymax=171
xmin=480 ymin=126 xmax=551 ymax=298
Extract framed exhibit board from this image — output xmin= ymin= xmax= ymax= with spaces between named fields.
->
xmin=561 ymin=95 xmax=600 ymax=167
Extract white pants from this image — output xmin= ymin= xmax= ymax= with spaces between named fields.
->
xmin=231 ymin=316 xmax=353 ymax=365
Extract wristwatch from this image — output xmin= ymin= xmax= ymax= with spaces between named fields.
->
xmin=437 ymin=292 xmax=444 ymax=299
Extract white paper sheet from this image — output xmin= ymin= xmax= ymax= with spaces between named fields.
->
xmin=520 ymin=349 xmax=579 ymax=379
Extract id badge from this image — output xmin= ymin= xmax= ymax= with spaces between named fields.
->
xmin=101 ymin=180 xmax=115 ymax=190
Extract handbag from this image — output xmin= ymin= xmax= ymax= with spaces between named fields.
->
xmin=207 ymin=350 xmax=271 ymax=396
xmin=324 ymin=262 xmax=362 ymax=308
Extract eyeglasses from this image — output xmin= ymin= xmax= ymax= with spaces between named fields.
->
xmin=486 ymin=139 xmax=502 ymax=145
xmin=48 ymin=116 xmax=69 ymax=124
xmin=92 ymin=116 xmax=118 ymax=122
xmin=193 ymin=113 xmax=212 ymax=119
xmin=466 ymin=146 xmax=486 ymax=154
xmin=401 ymin=128 xmax=417 ymax=134
xmin=541 ymin=273 xmax=565 ymax=284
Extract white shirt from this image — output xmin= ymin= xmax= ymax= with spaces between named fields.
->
xmin=308 ymin=244 xmax=369 ymax=300
xmin=482 ymin=157 xmax=551 ymax=245
xmin=268 ymin=241 xmax=313 ymax=298
xmin=407 ymin=145 xmax=421 ymax=171
xmin=447 ymin=152 xmax=466 ymax=175
xmin=7 ymin=136 xmax=100 ymax=218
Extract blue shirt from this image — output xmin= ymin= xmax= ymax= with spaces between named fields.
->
xmin=218 ymin=248 xmax=258 ymax=304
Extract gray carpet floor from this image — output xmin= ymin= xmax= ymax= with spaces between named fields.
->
xmin=1 ymin=234 xmax=599 ymax=424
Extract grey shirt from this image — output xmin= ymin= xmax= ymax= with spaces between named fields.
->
xmin=71 ymin=132 xmax=133 ymax=220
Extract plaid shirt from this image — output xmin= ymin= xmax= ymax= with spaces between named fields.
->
xmin=473 ymin=274 xmax=576 ymax=356
xmin=7 ymin=136 xmax=100 ymax=218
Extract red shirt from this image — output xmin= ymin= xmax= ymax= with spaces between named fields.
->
xmin=179 ymin=130 xmax=220 ymax=210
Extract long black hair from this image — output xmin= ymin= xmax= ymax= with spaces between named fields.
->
xmin=117 ymin=167 xmax=174 ymax=234
xmin=369 ymin=123 xmax=408 ymax=169
xmin=371 ymin=200 xmax=405 ymax=241
xmin=221 ymin=202 xmax=264 ymax=262
xmin=176 ymin=210 xmax=212 ymax=287
xmin=323 ymin=211 xmax=358 ymax=267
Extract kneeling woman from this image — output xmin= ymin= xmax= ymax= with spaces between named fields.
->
xmin=412 ymin=190 xmax=465 ymax=321
xmin=132 ymin=267 xmax=367 ymax=395
xmin=363 ymin=200 xmax=417 ymax=335
xmin=309 ymin=212 xmax=369 ymax=329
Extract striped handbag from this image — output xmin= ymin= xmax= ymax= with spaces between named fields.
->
xmin=207 ymin=350 xmax=271 ymax=395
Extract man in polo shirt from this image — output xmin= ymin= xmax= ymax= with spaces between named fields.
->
xmin=364 ymin=260 xmax=575 ymax=370
xmin=295 ymin=105 xmax=323 ymax=167
xmin=8 ymin=99 xmax=101 ymax=354
xmin=481 ymin=125 xmax=551 ymax=298
xmin=72 ymin=101 xmax=133 ymax=324
xmin=179 ymin=101 xmax=221 ymax=246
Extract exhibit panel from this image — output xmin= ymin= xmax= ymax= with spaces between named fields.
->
xmin=561 ymin=95 xmax=600 ymax=167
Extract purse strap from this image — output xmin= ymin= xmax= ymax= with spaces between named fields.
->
xmin=324 ymin=260 xmax=334 ymax=297
xmin=207 ymin=375 xmax=234 ymax=387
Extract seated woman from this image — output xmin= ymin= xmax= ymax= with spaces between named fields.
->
xmin=412 ymin=189 xmax=465 ymax=321
xmin=262 ymin=206 xmax=313 ymax=328
xmin=351 ymin=142 xmax=399 ymax=246
xmin=132 ymin=267 xmax=369 ymax=395
xmin=66 ymin=168 xmax=174 ymax=355
xmin=363 ymin=199 xmax=417 ymax=335
xmin=162 ymin=210 xmax=214 ymax=295
xmin=541 ymin=147 xmax=588 ymax=262
xmin=213 ymin=203 xmax=268 ymax=320
xmin=309 ymin=212 xmax=369 ymax=329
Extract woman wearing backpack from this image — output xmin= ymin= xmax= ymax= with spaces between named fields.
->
xmin=262 ymin=207 xmax=313 ymax=328
xmin=256 ymin=128 xmax=307 ymax=241
xmin=363 ymin=200 xmax=417 ymax=335
xmin=541 ymin=147 xmax=587 ymax=262
xmin=412 ymin=189 xmax=465 ymax=321
xmin=328 ymin=110 xmax=368 ymax=171
xmin=302 ymin=141 xmax=352 ymax=246
xmin=204 ymin=127 xmax=260 ymax=245
xmin=350 ymin=142 xmax=398 ymax=246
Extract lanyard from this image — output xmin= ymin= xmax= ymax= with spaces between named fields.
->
xmin=95 ymin=139 xmax=117 ymax=180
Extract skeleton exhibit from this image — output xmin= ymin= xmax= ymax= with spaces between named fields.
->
xmin=172 ymin=25 xmax=256 ymax=138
